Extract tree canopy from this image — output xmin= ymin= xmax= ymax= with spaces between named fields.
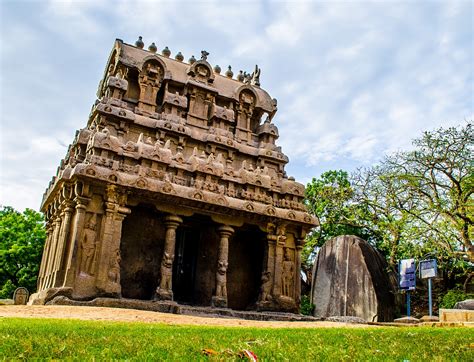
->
xmin=304 ymin=123 xmax=473 ymax=286
xmin=0 ymin=206 xmax=46 ymax=298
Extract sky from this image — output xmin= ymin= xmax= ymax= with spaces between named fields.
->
xmin=0 ymin=0 xmax=472 ymax=212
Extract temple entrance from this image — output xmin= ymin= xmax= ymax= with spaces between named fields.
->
xmin=227 ymin=225 xmax=265 ymax=310
xmin=120 ymin=204 xmax=166 ymax=300
xmin=172 ymin=215 xmax=219 ymax=306
xmin=172 ymin=228 xmax=199 ymax=304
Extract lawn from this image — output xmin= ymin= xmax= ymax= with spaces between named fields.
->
xmin=0 ymin=318 xmax=472 ymax=360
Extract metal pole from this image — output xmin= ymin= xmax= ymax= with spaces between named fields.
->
xmin=407 ymin=291 xmax=411 ymax=317
xmin=428 ymin=278 xmax=432 ymax=317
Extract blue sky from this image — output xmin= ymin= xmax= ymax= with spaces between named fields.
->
xmin=0 ymin=0 xmax=472 ymax=211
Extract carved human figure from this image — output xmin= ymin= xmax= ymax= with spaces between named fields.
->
xmin=282 ymin=248 xmax=295 ymax=298
xmin=160 ymin=252 xmax=174 ymax=292
xmin=108 ymin=249 xmax=121 ymax=284
xmin=80 ymin=215 xmax=98 ymax=275
xmin=259 ymin=271 xmax=272 ymax=302
xmin=215 ymin=260 xmax=228 ymax=298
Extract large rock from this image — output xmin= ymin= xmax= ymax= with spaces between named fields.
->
xmin=311 ymin=235 xmax=396 ymax=322
xmin=454 ymin=299 xmax=474 ymax=310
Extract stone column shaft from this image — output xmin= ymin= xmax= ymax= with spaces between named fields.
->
xmin=155 ymin=215 xmax=183 ymax=301
xmin=272 ymin=232 xmax=286 ymax=297
xmin=38 ymin=225 xmax=53 ymax=291
xmin=52 ymin=203 xmax=74 ymax=287
xmin=44 ymin=217 xmax=62 ymax=289
xmin=212 ymin=225 xmax=234 ymax=308
xmin=62 ymin=197 xmax=89 ymax=287
xmin=295 ymin=244 xmax=303 ymax=306
xmin=96 ymin=200 xmax=130 ymax=296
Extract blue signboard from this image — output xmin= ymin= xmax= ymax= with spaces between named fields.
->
xmin=399 ymin=258 xmax=416 ymax=291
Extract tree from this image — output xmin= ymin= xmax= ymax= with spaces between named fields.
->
xmin=0 ymin=206 xmax=46 ymax=298
xmin=386 ymin=123 xmax=473 ymax=261
xmin=303 ymin=170 xmax=375 ymax=265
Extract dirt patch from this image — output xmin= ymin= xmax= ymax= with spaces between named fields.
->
xmin=0 ymin=305 xmax=374 ymax=328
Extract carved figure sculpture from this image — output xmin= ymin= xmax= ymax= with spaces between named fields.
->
xmin=215 ymin=260 xmax=228 ymax=298
xmin=159 ymin=252 xmax=174 ymax=292
xmin=80 ymin=215 xmax=97 ymax=275
xmin=259 ymin=271 xmax=272 ymax=302
xmin=108 ymin=249 xmax=121 ymax=284
xmin=282 ymin=248 xmax=294 ymax=298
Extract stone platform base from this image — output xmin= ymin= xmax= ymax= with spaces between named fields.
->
xmin=420 ymin=315 xmax=439 ymax=322
xmin=439 ymin=308 xmax=474 ymax=323
xmin=393 ymin=316 xmax=420 ymax=324
xmin=46 ymin=296 xmax=320 ymax=322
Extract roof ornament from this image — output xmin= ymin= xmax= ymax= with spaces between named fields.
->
xmin=148 ymin=42 xmax=157 ymax=53
xmin=175 ymin=52 xmax=184 ymax=62
xmin=243 ymin=71 xmax=252 ymax=84
xmin=201 ymin=50 xmax=209 ymax=61
xmin=135 ymin=36 xmax=144 ymax=49
xmin=189 ymin=55 xmax=196 ymax=64
xmin=213 ymin=65 xmax=221 ymax=74
xmin=237 ymin=70 xmax=244 ymax=82
xmin=251 ymin=65 xmax=261 ymax=87
xmin=162 ymin=46 xmax=171 ymax=58
xmin=225 ymin=66 xmax=233 ymax=78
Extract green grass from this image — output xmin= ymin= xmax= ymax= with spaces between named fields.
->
xmin=0 ymin=318 xmax=473 ymax=360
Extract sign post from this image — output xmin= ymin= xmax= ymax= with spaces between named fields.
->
xmin=419 ymin=259 xmax=437 ymax=317
xmin=399 ymin=258 xmax=416 ymax=317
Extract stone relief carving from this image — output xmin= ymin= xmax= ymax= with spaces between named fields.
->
xmin=215 ymin=260 xmax=228 ymax=298
xmin=80 ymin=213 xmax=98 ymax=275
xmin=159 ymin=251 xmax=174 ymax=292
xmin=281 ymin=248 xmax=295 ymax=299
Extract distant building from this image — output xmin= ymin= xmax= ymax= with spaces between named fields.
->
xmin=33 ymin=38 xmax=317 ymax=312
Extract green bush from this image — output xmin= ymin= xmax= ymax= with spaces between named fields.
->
xmin=439 ymin=288 xmax=474 ymax=309
xmin=300 ymin=295 xmax=315 ymax=315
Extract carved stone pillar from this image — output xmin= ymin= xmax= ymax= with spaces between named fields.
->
xmin=272 ymin=225 xmax=287 ymax=298
xmin=257 ymin=223 xmax=276 ymax=307
xmin=38 ymin=222 xmax=53 ymax=291
xmin=44 ymin=215 xmax=62 ymax=289
xmin=155 ymin=215 xmax=183 ymax=301
xmin=63 ymin=195 xmax=89 ymax=288
xmin=96 ymin=185 xmax=130 ymax=297
xmin=212 ymin=225 xmax=234 ymax=308
xmin=294 ymin=244 xmax=303 ymax=307
xmin=52 ymin=200 xmax=74 ymax=287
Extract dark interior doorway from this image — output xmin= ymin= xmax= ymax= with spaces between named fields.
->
xmin=172 ymin=228 xmax=200 ymax=304
xmin=227 ymin=225 xmax=265 ymax=310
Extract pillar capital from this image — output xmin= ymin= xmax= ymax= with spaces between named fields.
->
xmin=164 ymin=214 xmax=183 ymax=228
xmin=217 ymin=225 xmax=234 ymax=237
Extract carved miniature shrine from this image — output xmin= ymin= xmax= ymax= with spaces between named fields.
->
xmin=33 ymin=38 xmax=317 ymax=312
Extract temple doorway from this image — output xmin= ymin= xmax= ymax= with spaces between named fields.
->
xmin=227 ymin=225 xmax=265 ymax=310
xmin=172 ymin=227 xmax=199 ymax=304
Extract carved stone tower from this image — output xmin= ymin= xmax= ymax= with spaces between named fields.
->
xmin=32 ymin=38 xmax=317 ymax=312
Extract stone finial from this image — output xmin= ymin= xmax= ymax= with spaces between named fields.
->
xmin=135 ymin=36 xmax=144 ymax=49
xmin=225 ymin=65 xmax=233 ymax=78
xmin=162 ymin=46 xmax=171 ymax=57
xmin=214 ymin=65 xmax=221 ymax=74
xmin=237 ymin=70 xmax=244 ymax=82
xmin=148 ymin=42 xmax=157 ymax=53
xmin=189 ymin=55 xmax=196 ymax=64
xmin=175 ymin=52 xmax=184 ymax=62
xmin=201 ymin=50 xmax=209 ymax=61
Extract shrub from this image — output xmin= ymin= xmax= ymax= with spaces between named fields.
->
xmin=300 ymin=295 xmax=315 ymax=315
xmin=439 ymin=288 xmax=474 ymax=309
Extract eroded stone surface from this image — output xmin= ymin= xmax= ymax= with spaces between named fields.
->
xmin=33 ymin=39 xmax=317 ymax=313
xmin=311 ymin=235 xmax=396 ymax=322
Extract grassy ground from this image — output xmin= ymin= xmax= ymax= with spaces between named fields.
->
xmin=1 ymin=318 xmax=472 ymax=360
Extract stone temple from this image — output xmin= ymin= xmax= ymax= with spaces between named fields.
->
xmin=32 ymin=38 xmax=317 ymax=313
